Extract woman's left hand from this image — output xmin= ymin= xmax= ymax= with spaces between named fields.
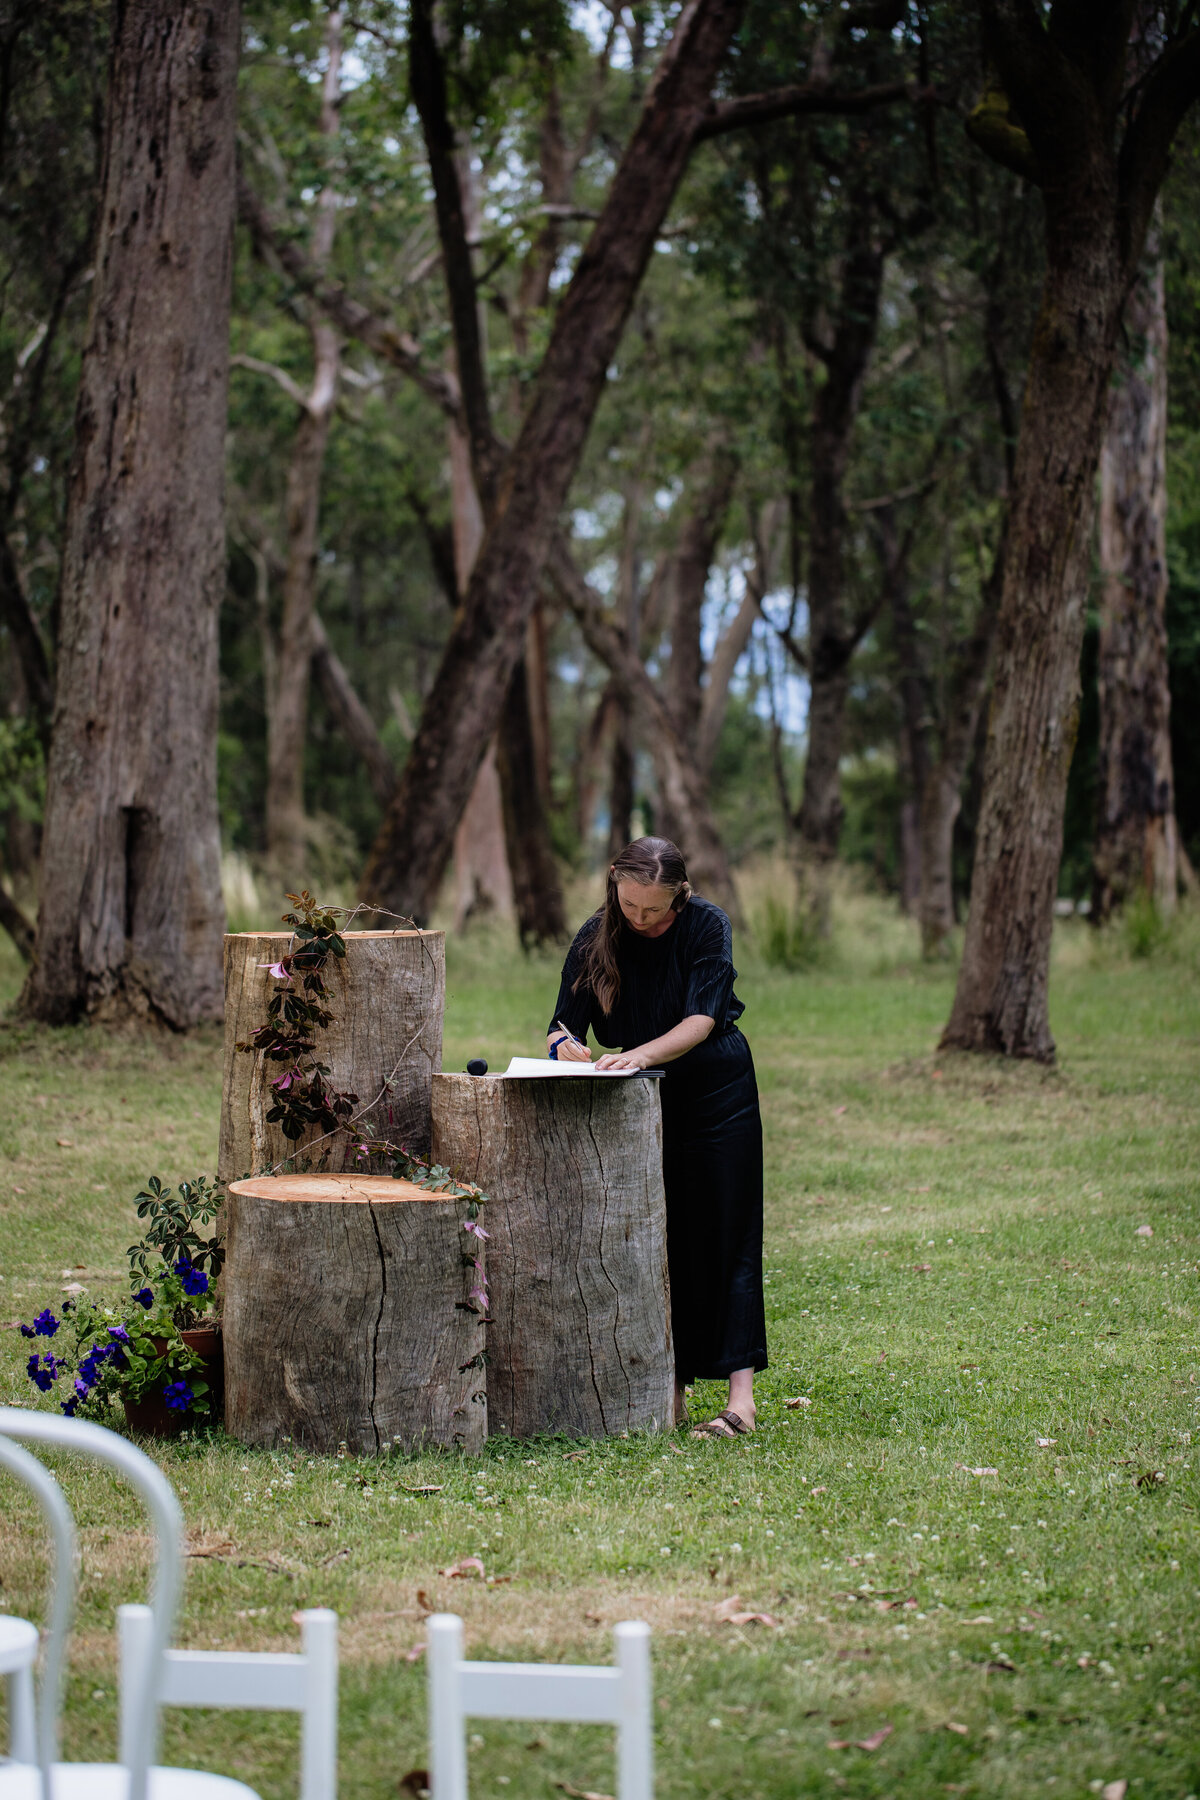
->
xmin=595 ymin=1048 xmax=653 ymax=1071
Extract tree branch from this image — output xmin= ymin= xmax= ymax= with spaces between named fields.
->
xmin=0 ymin=523 xmax=52 ymax=748
xmin=230 ymin=351 xmax=312 ymax=411
xmin=0 ymin=869 xmax=35 ymax=964
xmin=1120 ymin=27 xmax=1200 ymax=262
xmin=237 ymin=172 xmax=462 ymax=423
xmin=408 ymin=0 xmax=499 ymax=503
xmin=695 ymin=78 xmax=912 ymax=141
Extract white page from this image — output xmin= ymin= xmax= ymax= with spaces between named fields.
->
xmin=500 ymin=1057 xmax=663 ymax=1079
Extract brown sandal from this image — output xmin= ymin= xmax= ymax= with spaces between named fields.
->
xmin=692 ymin=1409 xmax=752 ymax=1439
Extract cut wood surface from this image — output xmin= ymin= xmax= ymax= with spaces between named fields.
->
xmin=218 ymin=928 xmax=444 ymax=1181
xmin=223 ymin=1173 xmax=485 ymax=1455
xmin=431 ymin=1073 xmax=673 ymax=1440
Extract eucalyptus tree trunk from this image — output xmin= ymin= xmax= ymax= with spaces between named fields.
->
xmin=942 ymin=225 xmax=1126 ymax=1059
xmin=1091 ymin=249 xmax=1178 ymax=922
xmin=265 ymin=8 xmax=344 ymax=885
xmin=793 ymin=233 xmax=887 ymax=934
xmin=25 ymin=0 xmax=239 ymax=1027
xmin=360 ymin=0 xmax=745 ymax=921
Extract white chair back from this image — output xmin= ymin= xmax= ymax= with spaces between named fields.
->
xmin=118 ymin=1605 xmax=338 ymax=1800
xmin=0 ymin=1435 xmax=79 ymax=1778
xmin=0 ymin=1407 xmax=183 ymax=1800
xmin=426 ymin=1613 xmax=652 ymax=1800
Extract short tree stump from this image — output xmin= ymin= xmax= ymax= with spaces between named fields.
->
xmin=431 ymin=1073 xmax=673 ymax=1439
xmin=223 ymin=1174 xmax=486 ymax=1455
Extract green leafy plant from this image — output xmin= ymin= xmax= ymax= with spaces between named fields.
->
xmin=129 ymin=1174 xmax=225 ymax=1298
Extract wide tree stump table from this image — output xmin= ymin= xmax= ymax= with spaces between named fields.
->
xmin=223 ymin=1174 xmax=486 ymax=1456
xmin=431 ymin=1073 xmax=673 ymax=1440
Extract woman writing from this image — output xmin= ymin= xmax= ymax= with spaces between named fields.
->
xmin=547 ymin=837 xmax=767 ymax=1438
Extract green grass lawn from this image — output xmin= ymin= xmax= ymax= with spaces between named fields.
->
xmin=1 ymin=906 xmax=1199 ymax=1800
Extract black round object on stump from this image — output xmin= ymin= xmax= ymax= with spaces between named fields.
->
xmin=431 ymin=1072 xmax=673 ymax=1439
xmin=223 ymin=1174 xmax=486 ymax=1455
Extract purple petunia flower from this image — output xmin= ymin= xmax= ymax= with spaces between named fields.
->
xmin=174 ymin=1259 xmax=209 ymax=1298
xmin=134 ymin=1287 xmax=154 ymax=1308
xmin=61 ymin=1396 xmax=78 ymax=1416
xmin=107 ymin=1324 xmax=130 ymax=1343
xmin=33 ymin=1309 xmax=60 ymax=1337
xmin=26 ymin=1353 xmax=58 ymax=1393
xmin=162 ymin=1381 xmax=194 ymax=1412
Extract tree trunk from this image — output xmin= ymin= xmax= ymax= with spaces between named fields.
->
xmin=24 ymin=0 xmax=239 ymax=1028
xmin=451 ymin=744 xmax=514 ymax=930
xmin=496 ymin=656 xmax=569 ymax=947
xmin=551 ymin=539 xmax=741 ymax=918
xmin=663 ymin=449 xmax=739 ymax=752
xmin=793 ymin=234 xmax=887 ymax=933
xmin=219 ymin=928 xmax=445 ymax=1179
xmin=1091 ymin=248 xmax=1178 ymax=921
xmin=942 ymin=220 xmax=1127 ymax=1059
xmin=607 ymin=702 xmax=636 ymax=861
xmin=431 ymin=1073 xmax=673 ymax=1440
xmin=223 ymin=1173 xmax=486 ymax=1455
xmin=360 ymin=0 xmax=744 ymax=922
xmin=264 ymin=11 xmax=344 ymax=884
xmin=310 ymin=612 xmax=396 ymax=807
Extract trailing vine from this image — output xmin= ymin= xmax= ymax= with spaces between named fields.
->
xmin=238 ymin=891 xmax=491 ymax=1321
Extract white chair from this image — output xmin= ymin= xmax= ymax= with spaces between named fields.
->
xmin=0 ymin=1433 xmax=78 ymax=1778
xmin=0 ymin=1408 xmax=259 ymax=1800
xmin=117 ymin=1605 xmax=337 ymax=1800
xmin=426 ymin=1613 xmax=652 ymax=1800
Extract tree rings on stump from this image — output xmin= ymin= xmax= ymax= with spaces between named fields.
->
xmin=431 ymin=1073 xmax=673 ymax=1439
xmin=223 ymin=1174 xmax=486 ymax=1455
xmin=219 ymin=929 xmax=445 ymax=1181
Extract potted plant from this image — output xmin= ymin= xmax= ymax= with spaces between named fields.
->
xmin=20 ymin=1174 xmax=225 ymax=1436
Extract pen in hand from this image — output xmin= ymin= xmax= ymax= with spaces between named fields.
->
xmin=554 ymin=1020 xmax=593 ymax=1061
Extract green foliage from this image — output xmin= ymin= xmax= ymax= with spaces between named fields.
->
xmin=755 ymin=889 xmax=826 ymax=971
xmin=129 ymin=1173 xmax=226 ymax=1286
xmin=1121 ymin=891 xmax=1171 ymax=960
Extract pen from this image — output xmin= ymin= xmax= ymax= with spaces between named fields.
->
xmin=555 ymin=1019 xmax=587 ymax=1050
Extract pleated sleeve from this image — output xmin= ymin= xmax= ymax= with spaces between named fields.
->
xmin=683 ymin=906 xmax=737 ymax=1024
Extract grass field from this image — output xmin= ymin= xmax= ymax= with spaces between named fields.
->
xmin=1 ymin=898 xmax=1198 ymax=1800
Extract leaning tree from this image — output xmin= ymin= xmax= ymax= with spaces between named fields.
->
xmin=25 ymin=0 xmax=240 ymax=1025
xmin=941 ymin=0 xmax=1200 ymax=1060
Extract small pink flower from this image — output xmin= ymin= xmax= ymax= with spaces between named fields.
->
xmin=271 ymin=1070 xmax=297 ymax=1091
xmin=469 ymin=1286 xmax=488 ymax=1305
xmin=463 ymin=1220 xmax=490 ymax=1239
xmin=258 ymin=961 xmax=291 ymax=983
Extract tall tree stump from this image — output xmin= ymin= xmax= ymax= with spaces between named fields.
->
xmin=219 ymin=930 xmax=444 ymax=1181
xmin=223 ymin=1174 xmax=486 ymax=1455
xmin=431 ymin=1074 xmax=673 ymax=1439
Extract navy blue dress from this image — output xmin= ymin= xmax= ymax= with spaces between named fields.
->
xmin=549 ymin=897 xmax=767 ymax=1385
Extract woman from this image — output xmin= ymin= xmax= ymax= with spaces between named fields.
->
xmin=547 ymin=837 xmax=767 ymax=1437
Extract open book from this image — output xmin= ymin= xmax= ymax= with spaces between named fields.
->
xmin=500 ymin=1057 xmax=665 ymax=1079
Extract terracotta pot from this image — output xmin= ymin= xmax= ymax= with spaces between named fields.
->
xmin=121 ymin=1324 xmax=224 ymax=1438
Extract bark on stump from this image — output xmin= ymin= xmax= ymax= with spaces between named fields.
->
xmin=431 ymin=1073 xmax=673 ymax=1440
xmin=223 ymin=1174 xmax=486 ymax=1455
xmin=219 ymin=929 xmax=444 ymax=1181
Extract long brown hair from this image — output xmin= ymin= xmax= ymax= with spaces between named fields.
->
xmin=574 ymin=837 xmax=691 ymax=1015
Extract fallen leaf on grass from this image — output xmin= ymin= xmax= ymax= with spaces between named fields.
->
xmin=556 ymin=1783 xmax=616 ymax=1800
xmin=1036 ymin=1438 xmax=1057 ymax=1448
xmin=1135 ymin=1225 xmax=1153 ymax=1238
xmin=1101 ymin=1782 xmax=1128 ymax=1800
xmin=912 ymin=1263 xmax=932 ymax=1273
xmin=404 ymin=1644 xmax=426 ymax=1664
xmin=944 ymin=1721 xmax=969 ymax=1736
xmin=837 ymin=1648 xmax=873 ymax=1660
xmin=985 ymin=1657 xmax=1016 ymax=1675
xmin=186 ymin=1533 xmax=237 ymax=1560
xmin=828 ymin=1725 xmax=893 ymax=1752
xmin=440 ymin=1556 xmax=486 ymax=1580
xmin=959 ymin=1616 xmax=994 ymax=1625
xmin=398 ymin=1768 xmax=429 ymax=1796
xmin=403 ymin=1484 xmax=444 ymax=1496
xmin=727 ymin=1611 xmax=780 ymax=1628
xmin=954 ymin=1464 xmax=998 ymax=1477
xmin=810 ymin=1485 xmax=828 ymax=1495
xmin=713 ymin=1594 xmax=746 ymax=1620
xmin=486 ymin=1575 xmax=513 ymax=1587
xmin=415 ymin=1590 xmax=432 ymax=1613
xmin=584 ymin=1612 xmax=604 ymax=1626
xmin=56 ymin=1139 xmax=74 ymax=1148
xmin=562 ymin=1451 xmax=587 ymax=1462
xmin=785 ymin=1396 xmax=812 ymax=1409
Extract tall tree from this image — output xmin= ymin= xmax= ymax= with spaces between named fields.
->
xmin=25 ymin=0 xmax=240 ymax=1026
xmin=941 ymin=0 xmax=1200 ymax=1060
xmin=1092 ymin=242 xmax=1179 ymax=919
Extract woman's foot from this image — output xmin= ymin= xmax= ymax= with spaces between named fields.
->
xmin=692 ymin=1371 xmax=756 ymax=1438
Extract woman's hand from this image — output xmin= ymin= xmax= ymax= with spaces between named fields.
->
xmin=595 ymin=1048 xmax=653 ymax=1071
xmin=548 ymin=1033 xmax=594 ymax=1063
